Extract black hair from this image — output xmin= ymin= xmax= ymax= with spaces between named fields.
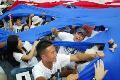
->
xmin=0 ymin=21 xmax=4 ymax=28
xmin=7 ymin=35 xmax=20 ymax=52
xmin=2 ymin=7 xmax=9 ymax=13
xmin=13 ymin=17 xmax=22 ymax=23
xmin=21 ymin=24 xmax=29 ymax=32
xmin=36 ymin=40 xmax=53 ymax=58
xmin=7 ymin=35 xmax=21 ymax=67
xmin=1 ymin=2 xmax=4 ymax=5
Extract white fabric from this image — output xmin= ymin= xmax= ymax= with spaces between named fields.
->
xmin=30 ymin=25 xmax=36 ymax=29
xmin=12 ymin=0 xmax=115 ymax=4
xmin=60 ymin=0 xmax=113 ymax=4
xmin=13 ymin=52 xmax=38 ymax=68
xmin=56 ymin=31 xmax=99 ymax=71
xmin=23 ymin=41 xmax=32 ymax=52
xmin=57 ymin=32 xmax=74 ymax=41
xmin=0 ymin=5 xmax=7 ymax=9
xmin=32 ymin=54 xmax=70 ymax=79
xmin=56 ymin=32 xmax=75 ymax=55
xmin=85 ymin=46 xmax=98 ymax=54
xmin=13 ymin=41 xmax=38 ymax=68
xmin=30 ymin=0 xmax=59 ymax=2
xmin=83 ymin=30 xmax=99 ymax=41
xmin=64 ymin=0 xmax=77 ymax=1
xmin=32 ymin=16 xmax=43 ymax=25
xmin=13 ymin=24 xmax=23 ymax=33
xmin=16 ymin=71 xmax=31 ymax=80
xmin=56 ymin=32 xmax=77 ymax=69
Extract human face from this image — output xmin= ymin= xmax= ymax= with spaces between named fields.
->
xmin=42 ymin=45 xmax=57 ymax=63
xmin=17 ymin=39 xmax=23 ymax=50
xmin=16 ymin=19 xmax=21 ymax=26
xmin=74 ymin=32 xmax=85 ymax=42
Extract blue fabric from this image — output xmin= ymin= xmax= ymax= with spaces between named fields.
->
xmin=53 ymin=41 xmax=95 ymax=52
xmin=0 ymin=29 xmax=15 ymax=42
xmin=0 ymin=4 xmax=120 ymax=80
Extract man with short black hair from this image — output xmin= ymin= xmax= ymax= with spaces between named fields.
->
xmin=32 ymin=40 xmax=104 ymax=80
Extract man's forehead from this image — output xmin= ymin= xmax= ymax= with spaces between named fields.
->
xmin=46 ymin=45 xmax=55 ymax=51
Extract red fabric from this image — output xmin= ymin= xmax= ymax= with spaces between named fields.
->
xmin=7 ymin=1 xmax=65 ymax=10
xmin=7 ymin=1 xmax=120 ymax=10
xmin=71 ymin=1 xmax=109 ymax=8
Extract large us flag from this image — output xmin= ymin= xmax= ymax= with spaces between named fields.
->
xmin=11 ymin=0 xmax=120 ymax=3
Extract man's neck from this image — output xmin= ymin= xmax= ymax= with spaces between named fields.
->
xmin=42 ymin=60 xmax=53 ymax=70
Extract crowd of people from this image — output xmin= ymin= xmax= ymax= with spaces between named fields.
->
xmin=0 ymin=1 xmax=109 ymax=80
xmin=0 ymin=24 xmax=108 ymax=80
xmin=0 ymin=13 xmax=55 ymax=33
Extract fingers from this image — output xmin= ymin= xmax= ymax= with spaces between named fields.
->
xmin=100 ymin=59 xmax=104 ymax=68
xmin=97 ymin=60 xmax=100 ymax=68
xmin=95 ymin=59 xmax=104 ymax=70
xmin=105 ymin=70 xmax=108 ymax=75
xmin=30 ymin=14 xmax=34 ymax=17
xmin=33 ymin=41 xmax=39 ymax=46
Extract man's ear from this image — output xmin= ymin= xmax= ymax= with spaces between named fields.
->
xmin=41 ymin=55 xmax=44 ymax=59
xmin=41 ymin=54 xmax=47 ymax=60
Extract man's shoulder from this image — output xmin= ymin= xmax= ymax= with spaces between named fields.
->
xmin=33 ymin=61 xmax=42 ymax=69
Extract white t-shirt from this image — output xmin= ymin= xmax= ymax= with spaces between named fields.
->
xmin=31 ymin=18 xmax=43 ymax=29
xmin=0 ymin=5 xmax=7 ymax=9
xmin=13 ymin=41 xmax=38 ymax=68
xmin=56 ymin=32 xmax=74 ymax=41
xmin=13 ymin=24 xmax=23 ymax=33
xmin=56 ymin=32 xmax=77 ymax=55
xmin=30 ymin=24 xmax=42 ymax=29
xmin=83 ymin=30 xmax=99 ymax=41
xmin=32 ymin=54 xmax=70 ymax=80
xmin=13 ymin=51 xmax=38 ymax=68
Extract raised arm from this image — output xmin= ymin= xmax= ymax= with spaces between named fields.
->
xmin=51 ymin=28 xmax=59 ymax=37
xmin=70 ymin=51 xmax=104 ymax=62
xmin=94 ymin=59 xmax=108 ymax=80
xmin=28 ymin=14 xmax=34 ymax=28
xmin=8 ymin=14 xmax=13 ymax=31
xmin=21 ymin=41 xmax=39 ymax=61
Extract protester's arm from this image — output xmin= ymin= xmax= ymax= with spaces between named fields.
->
xmin=2 ymin=19 xmax=6 ymax=29
xmin=67 ymin=74 xmax=78 ymax=80
xmin=70 ymin=51 xmax=104 ymax=62
xmin=8 ymin=14 xmax=13 ymax=31
xmin=51 ymin=28 xmax=59 ymax=37
xmin=28 ymin=14 xmax=34 ymax=28
xmin=67 ymin=59 xmax=107 ymax=80
xmin=94 ymin=59 xmax=108 ymax=80
xmin=21 ymin=41 xmax=39 ymax=61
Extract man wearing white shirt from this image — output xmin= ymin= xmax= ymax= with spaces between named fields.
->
xmin=32 ymin=40 xmax=104 ymax=80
